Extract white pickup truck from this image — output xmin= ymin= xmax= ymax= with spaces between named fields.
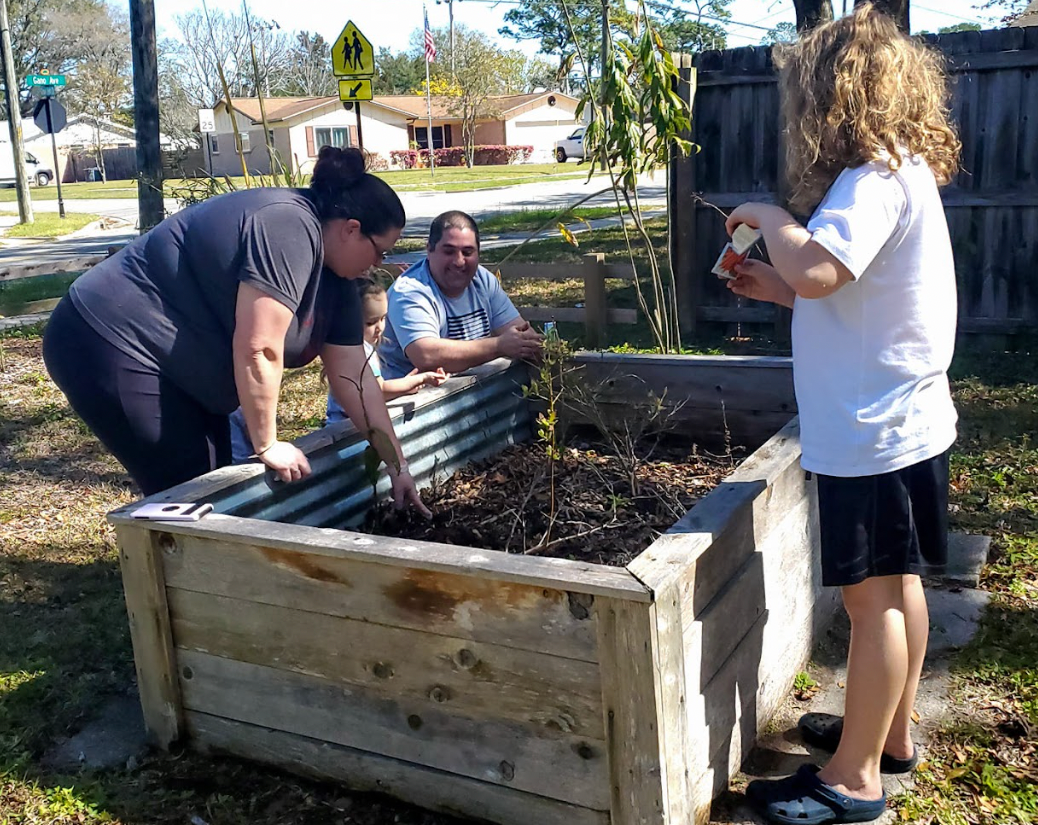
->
xmin=0 ymin=146 xmax=54 ymax=187
xmin=554 ymin=126 xmax=586 ymax=163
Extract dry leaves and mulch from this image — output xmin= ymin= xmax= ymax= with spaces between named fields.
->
xmin=367 ymin=437 xmax=735 ymax=565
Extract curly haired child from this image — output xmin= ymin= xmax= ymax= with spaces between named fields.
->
xmin=724 ymin=6 xmax=961 ymax=823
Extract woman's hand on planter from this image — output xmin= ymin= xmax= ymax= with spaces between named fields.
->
xmin=260 ymin=441 xmax=312 ymax=484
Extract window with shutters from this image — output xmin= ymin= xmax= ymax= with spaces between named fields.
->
xmin=235 ymin=132 xmax=251 ymax=153
xmin=315 ymin=127 xmax=350 ymax=150
xmin=210 ymin=135 xmax=220 ymax=154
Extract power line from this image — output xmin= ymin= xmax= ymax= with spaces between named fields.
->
xmin=914 ymin=4 xmax=987 ymax=26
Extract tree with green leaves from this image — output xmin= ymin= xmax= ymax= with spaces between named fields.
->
xmin=649 ymin=0 xmax=731 ymax=54
xmin=372 ymin=47 xmax=426 ymax=95
xmin=499 ymin=0 xmax=636 ymax=93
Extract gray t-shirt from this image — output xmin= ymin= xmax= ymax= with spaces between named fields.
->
xmin=69 ymin=187 xmax=362 ymax=414
xmin=379 ymin=259 xmax=520 ymax=379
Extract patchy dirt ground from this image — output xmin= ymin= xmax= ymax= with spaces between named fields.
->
xmin=367 ymin=438 xmax=734 ymax=564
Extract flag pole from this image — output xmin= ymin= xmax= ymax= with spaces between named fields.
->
xmin=424 ymin=3 xmax=435 ymax=180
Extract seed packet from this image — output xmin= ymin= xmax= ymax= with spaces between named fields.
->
xmin=712 ymin=224 xmax=763 ymax=280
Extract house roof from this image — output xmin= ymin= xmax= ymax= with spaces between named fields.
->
xmin=1011 ymin=0 xmax=1038 ymax=26
xmin=222 ymin=91 xmax=581 ymax=124
xmin=222 ymin=97 xmax=336 ymax=122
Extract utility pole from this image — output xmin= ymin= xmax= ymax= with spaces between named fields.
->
xmin=448 ymin=0 xmax=454 ymax=78
xmin=0 ymin=0 xmax=32 ymax=224
xmin=129 ymin=0 xmax=164 ymax=233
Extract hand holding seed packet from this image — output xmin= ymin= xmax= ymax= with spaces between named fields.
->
xmin=712 ymin=224 xmax=763 ymax=280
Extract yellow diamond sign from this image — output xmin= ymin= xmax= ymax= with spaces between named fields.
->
xmin=332 ymin=21 xmax=374 ymax=77
xmin=338 ymin=78 xmax=373 ymax=102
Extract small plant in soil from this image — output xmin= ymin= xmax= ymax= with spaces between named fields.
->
xmin=365 ymin=335 xmax=739 ymax=565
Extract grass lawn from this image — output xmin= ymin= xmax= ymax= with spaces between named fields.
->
xmin=1 ymin=308 xmax=1035 ymax=822
xmin=479 ymin=205 xmax=622 ymax=234
xmin=0 ymin=273 xmax=82 ymax=317
xmin=0 ymin=164 xmax=602 ymax=202
xmin=1 ymin=212 xmax=100 ymax=239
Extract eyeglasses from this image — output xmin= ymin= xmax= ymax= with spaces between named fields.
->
xmin=363 ymin=233 xmax=389 ymax=264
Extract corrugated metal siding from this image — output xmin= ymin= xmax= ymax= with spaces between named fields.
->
xmin=210 ymin=362 xmax=532 ymax=528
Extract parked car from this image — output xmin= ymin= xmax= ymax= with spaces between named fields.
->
xmin=555 ymin=126 xmax=586 ymax=163
xmin=0 ymin=147 xmax=53 ymax=187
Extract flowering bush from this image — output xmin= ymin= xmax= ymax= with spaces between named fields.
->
xmin=390 ymin=145 xmax=534 ymax=169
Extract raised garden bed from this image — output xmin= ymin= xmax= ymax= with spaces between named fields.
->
xmin=109 ymin=354 xmax=838 ymax=825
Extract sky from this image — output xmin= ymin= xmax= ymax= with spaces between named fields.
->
xmin=154 ymin=0 xmax=1013 ymax=56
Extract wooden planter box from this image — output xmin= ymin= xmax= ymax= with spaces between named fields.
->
xmin=109 ymin=355 xmax=837 ymax=825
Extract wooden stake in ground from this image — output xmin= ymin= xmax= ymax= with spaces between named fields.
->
xmin=0 ymin=0 xmax=33 ymax=225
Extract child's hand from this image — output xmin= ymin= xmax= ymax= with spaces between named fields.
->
xmin=727 ymin=259 xmax=796 ymax=308
xmin=725 ymin=203 xmax=764 ymax=237
xmin=420 ymin=368 xmax=449 ymax=388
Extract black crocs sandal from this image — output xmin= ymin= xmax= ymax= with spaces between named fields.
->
xmin=798 ymin=712 xmax=920 ymax=774
xmin=746 ymin=764 xmax=887 ymax=824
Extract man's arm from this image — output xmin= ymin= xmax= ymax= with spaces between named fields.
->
xmin=405 ymin=335 xmax=502 ymax=373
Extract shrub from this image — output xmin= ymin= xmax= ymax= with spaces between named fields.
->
xmin=364 ymin=151 xmax=389 ymax=172
xmin=473 ymin=145 xmax=533 ymax=165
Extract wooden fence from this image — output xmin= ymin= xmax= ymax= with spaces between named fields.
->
xmin=488 ymin=254 xmax=639 ymax=347
xmin=670 ymin=26 xmax=1038 ymax=341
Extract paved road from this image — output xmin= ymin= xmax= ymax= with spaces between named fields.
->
xmin=0 ymin=172 xmax=667 ymax=270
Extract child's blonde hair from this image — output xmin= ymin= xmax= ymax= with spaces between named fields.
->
xmin=775 ymin=3 xmax=960 ymax=214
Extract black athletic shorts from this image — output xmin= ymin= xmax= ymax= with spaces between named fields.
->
xmin=815 ymin=449 xmax=950 ymax=587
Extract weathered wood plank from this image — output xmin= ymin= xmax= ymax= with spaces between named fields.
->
xmin=517 ymin=306 xmax=639 ymax=325
xmin=162 ymin=535 xmax=600 ymax=662
xmin=169 ymin=589 xmax=606 ymax=739
xmin=115 ymin=525 xmax=183 ymax=747
xmin=595 ymin=597 xmax=665 ymax=825
xmin=117 ymin=514 xmax=652 ymax=602
xmin=178 ymin=650 xmax=609 ymax=809
xmin=0 ymin=253 xmax=108 ymax=282
xmin=569 ymin=353 xmax=796 ymax=415
xmin=187 ymin=712 xmax=610 ymax=825
xmin=489 ymin=262 xmax=636 ymax=282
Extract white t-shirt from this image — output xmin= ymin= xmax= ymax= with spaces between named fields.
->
xmin=793 ymin=155 xmax=957 ymax=477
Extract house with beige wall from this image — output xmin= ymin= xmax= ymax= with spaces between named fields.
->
xmin=207 ymin=91 xmax=581 ymax=175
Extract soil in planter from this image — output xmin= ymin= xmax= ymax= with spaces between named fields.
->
xmin=365 ymin=435 xmax=738 ymax=567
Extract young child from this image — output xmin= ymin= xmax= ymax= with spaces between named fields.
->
xmin=230 ymin=280 xmax=447 ymax=463
xmin=725 ymin=6 xmax=960 ymax=824
xmin=325 ymin=278 xmax=447 ymax=425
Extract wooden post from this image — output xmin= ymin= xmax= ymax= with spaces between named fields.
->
xmin=129 ymin=0 xmax=164 ymax=233
xmin=582 ymin=252 xmax=608 ymax=349
xmin=595 ymin=597 xmax=666 ymax=825
xmin=117 ymin=524 xmax=183 ymax=748
xmin=668 ymin=55 xmax=698 ymax=337
xmin=0 ymin=0 xmax=32 ymax=225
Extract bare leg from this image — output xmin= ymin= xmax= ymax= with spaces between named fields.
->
xmin=817 ymin=575 xmax=908 ymax=800
xmin=884 ymin=574 xmax=928 ymax=759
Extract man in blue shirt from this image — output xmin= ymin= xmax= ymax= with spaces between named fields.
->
xmin=379 ymin=211 xmax=544 ymax=379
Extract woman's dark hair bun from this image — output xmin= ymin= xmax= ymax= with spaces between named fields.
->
xmin=308 ymin=145 xmax=405 ymax=235
xmin=312 ymin=145 xmax=366 ymax=189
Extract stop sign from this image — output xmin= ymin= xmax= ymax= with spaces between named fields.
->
xmin=32 ymin=97 xmax=67 ymax=134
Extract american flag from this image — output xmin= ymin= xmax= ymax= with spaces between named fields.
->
xmin=423 ymin=7 xmax=437 ymax=63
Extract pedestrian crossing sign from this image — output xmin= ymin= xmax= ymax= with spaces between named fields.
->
xmin=338 ymin=78 xmax=373 ymax=102
xmin=332 ymin=22 xmax=374 ymax=78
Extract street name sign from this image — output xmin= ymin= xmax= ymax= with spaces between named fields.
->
xmin=27 ymin=74 xmax=66 ymax=87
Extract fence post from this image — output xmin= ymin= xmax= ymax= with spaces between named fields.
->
xmin=583 ymin=252 xmax=608 ymax=349
xmin=669 ymin=54 xmax=698 ymax=336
